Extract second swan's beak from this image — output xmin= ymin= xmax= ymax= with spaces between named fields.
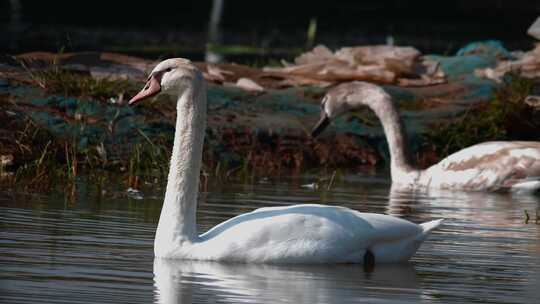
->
xmin=129 ymin=75 xmax=161 ymax=105
xmin=311 ymin=112 xmax=330 ymax=138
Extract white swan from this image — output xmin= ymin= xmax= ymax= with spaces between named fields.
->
xmin=311 ymin=81 xmax=540 ymax=193
xmin=129 ymin=59 xmax=443 ymax=264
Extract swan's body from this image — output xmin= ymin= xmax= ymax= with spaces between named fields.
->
xmin=129 ymin=59 xmax=442 ymax=264
xmin=312 ymin=81 xmax=540 ymax=193
xmin=161 ymin=204 xmax=441 ymax=263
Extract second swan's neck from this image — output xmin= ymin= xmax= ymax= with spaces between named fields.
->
xmin=369 ymin=96 xmax=418 ymax=181
xmin=155 ymin=79 xmax=207 ymax=256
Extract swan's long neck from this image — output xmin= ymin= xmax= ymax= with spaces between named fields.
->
xmin=368 ymin=97 xmax=418 ymax=181
xmin=155 ymin=79 xmax=207 ymax=255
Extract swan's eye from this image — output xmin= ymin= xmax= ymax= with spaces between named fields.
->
xmin=165 ymin=68 xmax=172 ymax=72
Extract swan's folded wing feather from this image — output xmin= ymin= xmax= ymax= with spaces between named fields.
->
xmin=427 ymin=141 xmax=540 ymax=191
xmin=198 ymin=205 xmax=423 ymax=262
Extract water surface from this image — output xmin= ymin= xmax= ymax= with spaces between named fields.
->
xmin=1 ymin=175 xmax=539 ymax=303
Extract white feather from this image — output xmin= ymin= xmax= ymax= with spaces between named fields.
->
xmin=321 ymin=82 xmax=540 ymax=193
xmin=133 ymin=60 xmax=442 ymax=264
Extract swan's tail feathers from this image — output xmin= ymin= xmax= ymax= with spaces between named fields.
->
xmin=509 ymin=179 xmax=540 ymax=194
xmin=420 ymin=219 xmax=444 ymax=235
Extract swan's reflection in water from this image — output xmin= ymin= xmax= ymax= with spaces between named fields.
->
xmin=526 ymin=233 xmax=540 ymax=301
xmin=387 ymin=186 xmax=540 ymax=303
xmin=387 ymin=186 xmax=540 ymax=231
xmin=2 ymin=179 xmax=539 ymax=303
xmin=152 ymin=185 xmax=540 ymax=304
xmin=153 ymin=258 xmax=421 ymax=304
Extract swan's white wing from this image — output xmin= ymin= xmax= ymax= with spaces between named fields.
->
xmin=425 ymin=141 xmax=540 ymax=191
xmin=193 ymin=205 xmax=425 ymax=263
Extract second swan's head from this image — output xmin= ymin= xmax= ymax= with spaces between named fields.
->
xmin=311 ymin=81 xmax=390 ymax=137
xmin=129 ymin=58 xmax=203 ymax=105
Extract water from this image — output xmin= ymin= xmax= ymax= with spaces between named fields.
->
xmin=1 ymin=175 xmax=539 ymax=304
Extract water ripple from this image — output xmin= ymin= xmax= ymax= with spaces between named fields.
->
xmin=1 ymin=177 xmax=540 ymax=304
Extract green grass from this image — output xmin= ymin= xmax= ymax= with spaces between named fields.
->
xmin=0 ymin=113 xmax=170 ymax=192
xmin=20 ymin=59 xmax=141 ymax=101
xmin=126 ymin=132 xmax=172 ymax=189
xmin=1 ymin=114 xmax=366 ymax=193
xmin=422 ymin=74 xmax=539 ymax=157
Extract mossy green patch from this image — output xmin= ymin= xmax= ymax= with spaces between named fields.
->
xmin=23 ymin=63 xmax=141 ymax=101
xmin=422 ymin=74 xmax=539 ymax=157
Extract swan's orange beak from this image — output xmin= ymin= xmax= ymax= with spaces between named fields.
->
xmin=129 ymin=75 xmax=161 ymax=105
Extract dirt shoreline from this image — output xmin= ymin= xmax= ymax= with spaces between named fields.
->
xmin=1 ymin=43 xmax=539 ymax=190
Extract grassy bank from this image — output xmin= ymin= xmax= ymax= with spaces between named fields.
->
xmin=2 ymin=55 xmax=540 ymax=193
xmin=421 ymin=74 xmax=540 ymax=160
xmin=1 ymin=63 xmax=375 ymax=192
